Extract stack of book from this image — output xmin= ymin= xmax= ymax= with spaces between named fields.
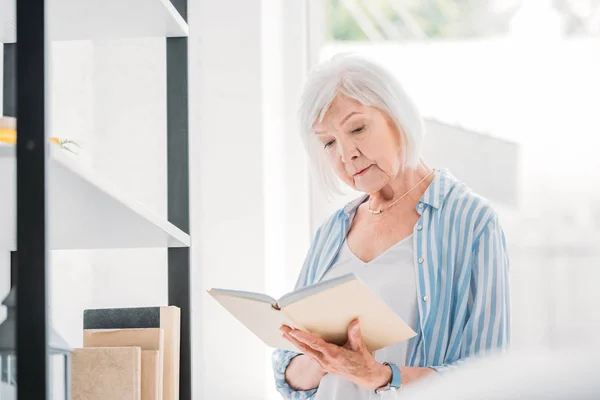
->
xmin=71 ymin=306 xmax=181 ymax=400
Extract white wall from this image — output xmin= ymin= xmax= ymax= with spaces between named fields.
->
xmin=190 ymin=0 xmax=267 ymax=397
xmin=189 ymin=0 xmax=313 ymax=398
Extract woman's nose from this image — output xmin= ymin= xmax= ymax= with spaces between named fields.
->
xmin=338 ymin=141 xmax=360 ymax=163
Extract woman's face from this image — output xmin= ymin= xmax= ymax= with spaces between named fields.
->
xmin=313 ymin=95 xmax=403 ymax=194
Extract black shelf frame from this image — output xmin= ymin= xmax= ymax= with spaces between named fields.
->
xmin=167 ymin=1 xmax=191 ymax=400
xmin=2 ymin=1 xmax=192 ymax=399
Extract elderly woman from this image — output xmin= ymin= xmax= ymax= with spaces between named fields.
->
xmin=272 ymin=54 xmax=510 ymax=399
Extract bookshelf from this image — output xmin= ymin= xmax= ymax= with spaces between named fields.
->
xmin=0 ymin=145 xmax=190 ymax=250
xmin=1 ymin=0 xmax=191 ymax=399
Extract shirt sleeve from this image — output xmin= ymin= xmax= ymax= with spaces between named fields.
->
xmin=432 ymin=215 xmax=510 ymax=374
xmin=272 ymin=350 xmax=318 ymax=399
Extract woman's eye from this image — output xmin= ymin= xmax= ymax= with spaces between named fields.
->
xmin=324 ymin=140 xmax=335 ymax=149
xmin=352 ymin=126 xmax=365 ymax=133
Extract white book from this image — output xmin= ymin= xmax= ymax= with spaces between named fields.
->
xmin=208 ymin=273 xmax=416 ymax=352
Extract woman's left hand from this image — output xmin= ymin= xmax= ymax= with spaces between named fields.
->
xmin=281 ymin=319 xmax=392 ymax=391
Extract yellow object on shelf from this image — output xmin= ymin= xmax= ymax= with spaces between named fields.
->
xmin=0 ymin=116 xmax=16 ymax=144
xmin=0 ymin=116 xmax=75 ymax=148
xmin=0 ymin=129 xmax=16 ymax=144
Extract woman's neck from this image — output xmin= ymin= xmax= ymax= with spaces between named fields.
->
xmin=370 ymin=163 xmax=435 ymax=207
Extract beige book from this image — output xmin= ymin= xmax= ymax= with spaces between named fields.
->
xmin=71 ymin=347 xmax=141 ymax=400
xmin=84 ymin=328 xmax=164 ymax=400
xmin=142 ymin=350 xmax=160 ymax=400
xmin=208 ymin=273 xmax=417 ymax=352
xmin=160 ymin=307 xmax=180 ymax=400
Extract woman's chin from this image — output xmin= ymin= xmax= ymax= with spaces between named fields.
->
xmin=353 ymin=180 xmax=384 ymax=194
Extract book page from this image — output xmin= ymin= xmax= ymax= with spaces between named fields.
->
xmin=208 ymin=290 xmax=300 ymax=352
xmin=281 ymin=277 xmax=416 ymax=352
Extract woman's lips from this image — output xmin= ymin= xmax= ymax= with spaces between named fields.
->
xmin=354 ymin=166 xmax=371 ymax=176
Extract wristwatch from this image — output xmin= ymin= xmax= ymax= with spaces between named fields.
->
xmin=374 ymin=362 xmax=402 ymax=396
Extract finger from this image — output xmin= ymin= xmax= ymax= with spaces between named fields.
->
xmin=346 ymin=319 xmax=365 ymax=351
xmin=348 ymin=319 xmax=361 ymax=338
xmin=283 ymin=332 xmax=314 ymax=354
xmin=289 ymin=330 xmax=329 ymax=353
xmin=279 ymin=325 xmax=292 ymax=335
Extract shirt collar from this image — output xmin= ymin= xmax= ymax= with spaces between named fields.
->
xmin=342 ymin=168 xmax=456 ymax=217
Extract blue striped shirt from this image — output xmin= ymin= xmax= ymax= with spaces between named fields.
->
xmin=272 ymin=168 xmax=510 ymax=399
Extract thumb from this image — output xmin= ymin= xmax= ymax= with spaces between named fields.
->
xmin=347 ymin=320 xmax=364 ymax=350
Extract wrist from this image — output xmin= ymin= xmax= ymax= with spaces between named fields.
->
xmin=305 ymin=355 xmax=326 ymax=378
xmin=315 ymin=362 xmax=327 ymax=379
xmin=369 ymin=363 xmax=392 ymax=390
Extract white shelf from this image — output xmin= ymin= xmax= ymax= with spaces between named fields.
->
xmin=0 ymin=0 xmax=188 ymax=43
xmin=0 ymin=145 xmax=190 ymax=250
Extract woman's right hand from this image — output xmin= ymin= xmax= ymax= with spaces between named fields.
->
xmin=281 ymin=321 xmax=393 ymax=391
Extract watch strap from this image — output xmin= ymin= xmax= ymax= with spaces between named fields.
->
xmin=374 ymin=362 xmax=402 ymax=395
xmin=386 ymin=362 xmax=401 ymax=388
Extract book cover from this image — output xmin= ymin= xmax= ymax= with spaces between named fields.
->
xmin=71 ymin=347 xmax=141 ymax=400
xmin=84 ymin=307 xmax=180 ymax=400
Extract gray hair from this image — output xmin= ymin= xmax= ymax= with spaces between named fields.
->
xmin=299 ymin=53 xmax=425 ymax=195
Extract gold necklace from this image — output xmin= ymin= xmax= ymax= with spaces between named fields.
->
xmin=368 ymin=169 xmax=436 ymax=215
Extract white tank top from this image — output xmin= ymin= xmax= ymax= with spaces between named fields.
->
xmin=314 ymin=234 xmax=418 ymax=400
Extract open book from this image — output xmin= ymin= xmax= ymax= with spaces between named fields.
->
xmin=207 ymin=273 xmax=417 ymax=352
